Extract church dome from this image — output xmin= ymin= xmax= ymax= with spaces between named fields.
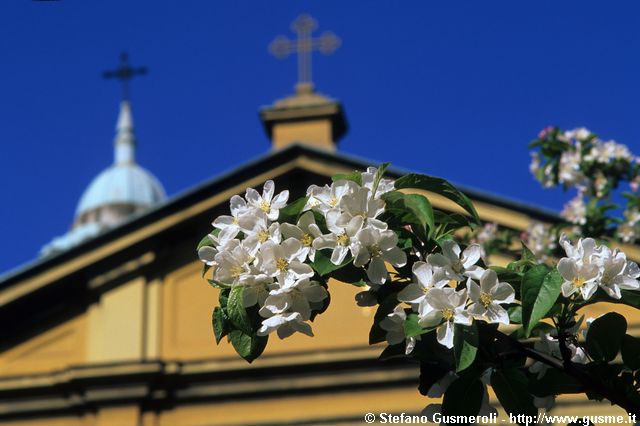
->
xmin=73 ymin=101 xmax=166 ymax=228
xmin=75 ymin=163 xmax=166 ymax=225
xmin=41 ymin=100 xmax=166 ymax=256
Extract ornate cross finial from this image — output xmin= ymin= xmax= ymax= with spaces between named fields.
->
xmin=102 ymin=52 xmax=147 ymax=101
xmin=269 ymin=14 xmax=341 ymax=88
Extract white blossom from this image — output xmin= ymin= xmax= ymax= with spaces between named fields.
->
xmin=361 ymin=166 xmax=395 ymax=198
xmin=595 ymin=246 xmax=640 ymax=299
xmin=280 ymin=211 xmax=323 ymax=262
xmin=353 ymin=226 xmax=407 ymax=284
xmin=397 ymin=261 xmax=448 ymax=310
xmin=259 ymin=239 xmax=314 ymax=281
xmin=418 ymin=288 xmax=471 ymax=349
xmin=241 ymin=273 xmax=273 ymax=307
xmin=239 ymin=213 xmax=282 ymax=255
xmin=557 ymin=255 xmax=600 ymax=300
xmin=257 ymin=312 xmax=313 ymax=339
xmin=260 ymin=276 xmax=328 ymax=320
xmin=212 ymin=195 xmax=250 ymax=239
xmin=305 ymin=180 xmax=358 ymax=215
xmin=560 ymin=193 xmax=587 ymax=225
xmin=213 ymin=240 xmax=254 ymax=284
xmin=427 ymin=240 xmax=484 ymax=282
xmin=198 ymin=245 xmax=217 ymax=266
xmin=379 ymin=305 xmax=416 ymax=354
xmin=524 ymin=222 xmax=556 ymax=260
xmin=245 ymin=180 xmax=289 ymax=221
xmin=337 ymin=186 xmax=387 ymax=230
xmin=467 ymin=270 xmax=515 ymax=325
xmin=313 ymin=211 xmax=364 ymax=265
xmin=558 ymin=150 xmax=584 ymax=186
xmin=557 ymin=235 xmax=600 ymax=300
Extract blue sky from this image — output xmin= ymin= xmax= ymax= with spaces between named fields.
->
xmin=2 ymin=1 xmax=640 ymax=273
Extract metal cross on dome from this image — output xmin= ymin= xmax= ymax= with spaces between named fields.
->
xmin=269 ymin=14 xmax=341 ymax=86
xmin=103 ymin=52 xmax=147 ymax=102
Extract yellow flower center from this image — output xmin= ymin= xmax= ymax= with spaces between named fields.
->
xmin=421 ymin=286 xmax=430 ymax=295
xmin=259 ymin=200 xmax=271 ymax=213
xmin=276 ymin=258 xmax=289 ymax=272
xmin=337 ymin=233 xmax=350 ymax=246
xmin=258 ymin=230 xmax=270 ymax=243
xmin=479 ymin=292 xmax=493 ymax=308
xmin=442 ymin=308 xmax=454 ymax=322
xmin=572 ymin=276 xmax=586 ymax=288
xmin=230 ymin=266 xmax=244 ymax=278
xmin=232 ymin=217 xmax=239 ymax=225
xmin=301 ymin=233 xmax=313 ymax=247
xmin=328 ymin=196 xmax=339 ymax=207
xmin=368 ymin=244 xmax=382 ymax=257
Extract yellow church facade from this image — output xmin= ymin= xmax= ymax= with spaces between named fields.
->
xmin=1 ymin=44 xmax=638 ymax=426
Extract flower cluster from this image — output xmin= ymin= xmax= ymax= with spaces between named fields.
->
xmin=198 ymin=180 xmax=329 ymax=338
xmin=380 ymin=240 xmax=515 ymax=350
xmin=199 ymin=167 xmax=405 ymax=340
xmin=557 ymin=235 xmax=640 ymax=300
xmin=531 ymin=126 xmax=640 ymax=246
xmin=307 ymin=168 xmax=405 ymax=284
xmin=522 ymin=222 xmax=556 ymax=260
xmin=530 ymin=127 xmax=637 ymax=195
xmin=198 ymin=163 xmax=640 ymax=418
xmin=618 ymin=207 xmax=640 ymax=243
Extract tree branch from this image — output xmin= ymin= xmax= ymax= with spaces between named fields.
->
xmin=482 ymin=324 xmax=640 ymax=417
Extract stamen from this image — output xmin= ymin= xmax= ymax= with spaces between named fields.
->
xmin=276 ymin=258 xmax=289 ymax=272
xmin=301 ymin=233 xmax=313 ymax=247
xmin=479 ymin=292 xmax=493 ymax=308
xmin=442 ymin=308 xmax=454 ymax=322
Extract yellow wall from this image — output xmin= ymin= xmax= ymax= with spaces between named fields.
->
xmin=161 ymin=261 xmax=376 ymax=361
xmin=0 ymin=313 xmax=86 ymax=376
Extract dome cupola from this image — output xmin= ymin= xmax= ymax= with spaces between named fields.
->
xmin=73 ymin=101 xmax=166 ymax=229
xmin=41 ymin=53 xmax=165 ymax=255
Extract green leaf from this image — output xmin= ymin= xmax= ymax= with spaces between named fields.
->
xmin=311 ymin=250 xmax=352 ymax=277
xmin=278 ymin=196 xmax=308 ymax=224
xmin=228 ymin=330 xmax=268 ymax=363
xmin=382 ymin=191 xmax=434 ymax=240
xmin=491 ymin=368 xmax=537 ymax=421
xmin=197 ymin=234 xmax=214 ymax=250
xmin=508 ymin=305 xmax=522 ymax=324
xmin=404 ymin=194 xmax=435 ymax=237
xmin=207 ymin=279 xmax=232 ymax=289
xmin=491 ymin=266 xmax=523 ymax=286
xmin=521 ymin=265 xmax=562 ymax=338
xmin=371 ymin=162 xmax=391 ymax=197
xmin=332 ymin=171 xmax=362 ymax=186
xmin=586 ymin=312 xmax=627 ymax=362
xmin=622 ymin=334 xmax=640 ymax=370
xmin=441 ymin=377 xmax=484 ymax=417
xmin=212 ymin=307 xmax=228 ymax=344
xmin=227 ymin=286 xmax=252 ymax=334
xmin=432 ymin=210 xmax=472 ymax=239
xmin=453 ymin=323 xmax=478 ymax=372
xmin=394 ymin=173 xmax=480 ymax=224
xmin=404 ymin=313 xmax=427 ymax=338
